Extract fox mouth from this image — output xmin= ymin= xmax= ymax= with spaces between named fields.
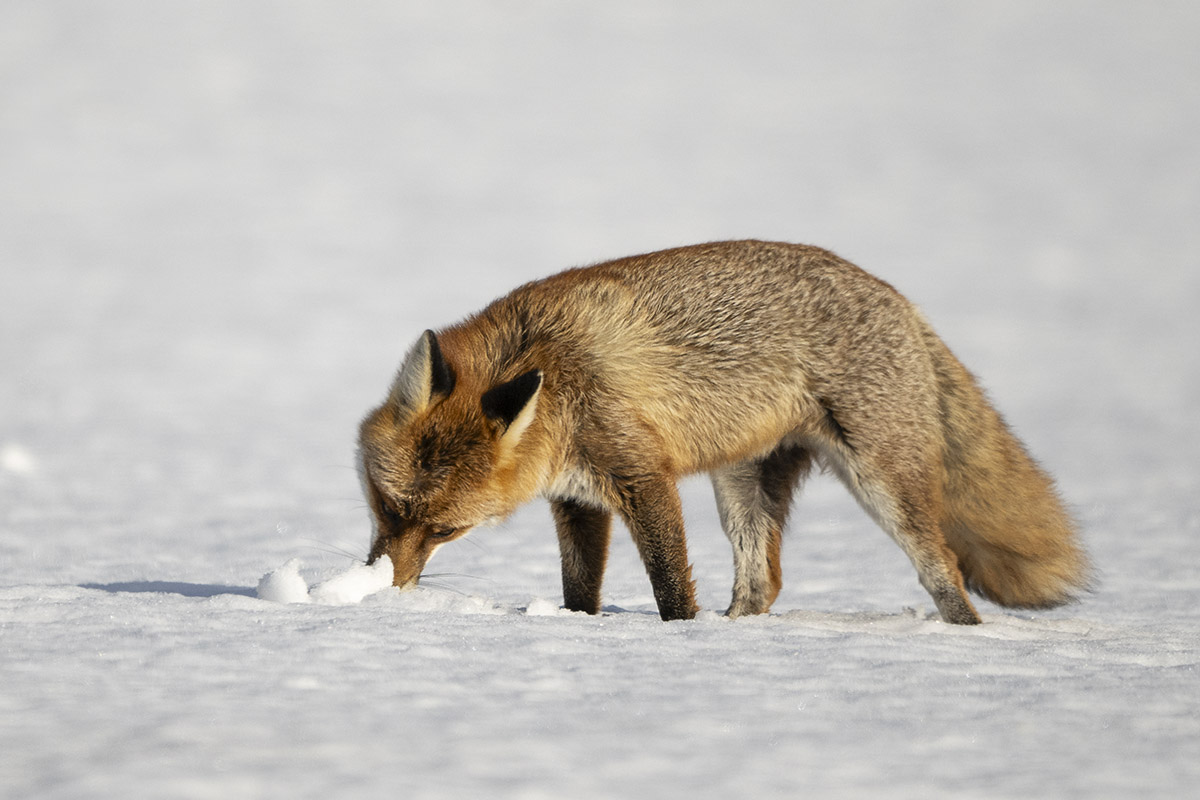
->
xmin=367 ymin=539 xmax=445 ymax=591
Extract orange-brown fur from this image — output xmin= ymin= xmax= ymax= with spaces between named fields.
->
xmin=358 ymin=240 xmax=1090 ymax=623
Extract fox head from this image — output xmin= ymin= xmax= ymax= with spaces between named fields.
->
xmin=358 ymin=329 xmax=543 ymax=589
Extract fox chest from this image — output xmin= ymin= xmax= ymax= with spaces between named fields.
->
xmin=543 ymin=464 xmax=611 ymax=509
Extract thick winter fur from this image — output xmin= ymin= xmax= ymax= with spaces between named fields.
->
xmin=358 ymin=240 xmax=1090 ymax=623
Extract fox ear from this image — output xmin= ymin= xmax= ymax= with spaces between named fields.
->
xmin=481 ymin=369 xmax=542 ymax=444
xmin=390 ymin=330 xmax=455 ymax=415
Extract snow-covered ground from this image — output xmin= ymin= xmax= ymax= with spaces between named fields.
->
xmin=2 ymin=2 xmax=1198 ymax=798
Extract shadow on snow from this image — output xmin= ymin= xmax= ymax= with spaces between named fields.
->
xmin=81 ymin=581 xmax=257 ymax=599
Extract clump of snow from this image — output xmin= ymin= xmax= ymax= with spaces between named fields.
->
xmin=308 ymin=557 xmax=394 ymax=604
xmin=0 ymin=443 xmax=35 ymax=475
xmin=255 ymin=558 xmax=311 ymax=604
xmin=524 ymin=597 xmax=562 ymax=616
xmin=256 ymin=557 xmax=394 ymax=605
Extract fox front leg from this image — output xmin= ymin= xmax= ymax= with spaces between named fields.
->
xmin=613 ymin=472 xmax=699 ymax=621
xmin=550 ymin=498 xmax=612 ymax=614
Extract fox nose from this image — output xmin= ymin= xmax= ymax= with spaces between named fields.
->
xmin=369 ymin=533 xmax=428 ymax=589
xmin=388 ymin=554 xmax=423 ymax=590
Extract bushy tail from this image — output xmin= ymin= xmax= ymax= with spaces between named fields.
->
xmin=919 ymin=321 xmax=1092 ymax=609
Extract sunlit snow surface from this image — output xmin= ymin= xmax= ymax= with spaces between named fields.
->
xmin=2 ymin=2 xmax=1198 ymax=798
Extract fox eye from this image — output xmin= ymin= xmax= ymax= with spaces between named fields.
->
xmin=429 ymin=528 xmax=457 ymax=540
xmin=381 ymin=498 xmax=409 ymax=522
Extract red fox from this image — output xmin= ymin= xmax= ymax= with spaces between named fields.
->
xmin=358 ymin=240 xmax=1089 ymax=623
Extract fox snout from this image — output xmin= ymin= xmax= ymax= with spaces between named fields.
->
xmin=367 ymin=516 xmax=470 ymax=590
xmin=367 ymin=535 xmax=427 ymax=590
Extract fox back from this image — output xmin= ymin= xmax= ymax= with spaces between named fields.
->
xmin=359 ymin=240 xmax=1090 ymax=622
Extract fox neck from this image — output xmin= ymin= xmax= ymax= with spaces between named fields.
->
xmin=531 ymin=402 xmax=611 ymax=509
xmin=493 ymin=408 xmax=563 ymax=511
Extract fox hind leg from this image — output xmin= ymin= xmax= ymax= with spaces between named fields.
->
xmin=874 ymin=492 xmax=981 ymax=624
xmin=897 ymin=519 xmax=982 ymax=625
xmin=826 ymin=444 xmax=982 ymax=625
xmin=711 ymin=444 xmax=813 ymax=618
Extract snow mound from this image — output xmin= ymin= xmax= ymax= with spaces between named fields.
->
xmin=256 ymin=559 xmax=311 ymax=604
xmin=0 ymin=443 xmax=36 ymax=475
xmin=524 ymin=597 xmax=563 ymax=616
xmin=256 ymin=557 xmax=395 ymax=605
xmin=309 ymin=557 xmax=394 ymax=604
